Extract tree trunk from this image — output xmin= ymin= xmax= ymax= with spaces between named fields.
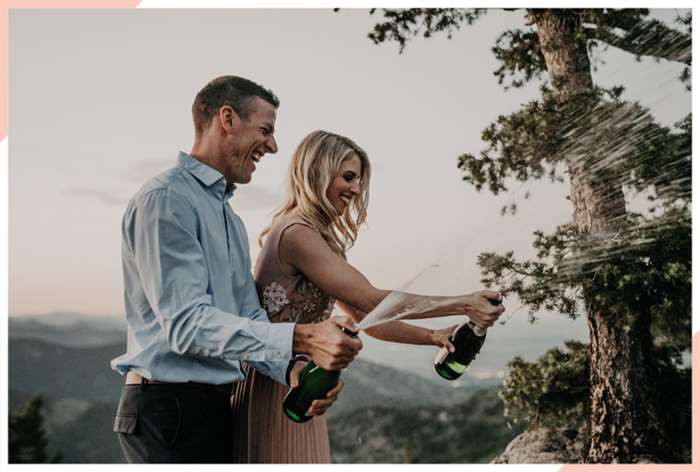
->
xmin=586 ymin=305 xmax=669 ymax=462
xmin=530 ymin=9 xmax=664 ymax=462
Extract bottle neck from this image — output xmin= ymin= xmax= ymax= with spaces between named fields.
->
xmin=467 ymin=321 xmax=486 ymax=337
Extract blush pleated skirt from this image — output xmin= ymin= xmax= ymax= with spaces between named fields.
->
xmin=231 ymin=365 xmax=331 ymax=463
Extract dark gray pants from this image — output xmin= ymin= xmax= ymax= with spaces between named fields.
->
xmin=114 ymin=383 xmax=233 ymax=463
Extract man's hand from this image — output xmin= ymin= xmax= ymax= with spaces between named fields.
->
xmin=461 ymin=290 xmax=505 ymax=330
xmin=292 ymin=314 xmax=363 ymax=371
xmin=289 ymin=360 xmax=343 ymax=416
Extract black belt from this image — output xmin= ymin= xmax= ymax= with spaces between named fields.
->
xmin=125 ymin=371 xmax=233 ymax=394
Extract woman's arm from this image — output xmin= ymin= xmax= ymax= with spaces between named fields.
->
xmin=280 ymin=224 xmax=504 ymax=329
xmin=367 ymin=322 xmax=457 ymax=350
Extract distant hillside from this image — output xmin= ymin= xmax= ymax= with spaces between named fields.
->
xmin=9 ymin=335 xmax=507 ymax=463
xmin=330 ymin=387 xmax=524 ymax=463
xmin=331 ymin=357 xmax=477 ymax=417
xmin=9 ymin=317 xmax=514 ymax=463
xmin=10 ymin=312 xmax=532 ymax=384
xmin=9 ymin=389 xmax=123 ymax=463
xmin=9 ymin=338 xmax=126 ymax=402
xmin=9 ymin=314 xmax=125 ymax=347
xmin=11 ymin=384 xmax=520 ymax=464
xmin=9 ymin=312 xmax=514 ymax=384
xmin=9 ymin=335 xmax=475 ymax=408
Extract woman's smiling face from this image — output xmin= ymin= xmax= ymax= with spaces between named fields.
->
xmin=326 ymin=155 xmax=362 ymax=214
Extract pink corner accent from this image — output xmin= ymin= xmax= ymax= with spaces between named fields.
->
xmin=561 ymin=467 xmax=695 ymax=471
xmin=2 ymin=0 xmax=142 ymax=140
xmin=559 ymin=331 xmax=698 ymax=470
xmin=694 ymin=329 xmax=699 ymax=467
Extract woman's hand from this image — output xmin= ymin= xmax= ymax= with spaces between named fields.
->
xmin=288 ymin=360 xmax=307 ymax=389
xmin=289 ymin=360 xmax=344 ymax=417
xmin=429 ymin=325 xmax=457 ymax=353
xmin=461 ymin=290 xmax=505 ymax=330
xmin=307 ymin=380 xmax=343 ymax=416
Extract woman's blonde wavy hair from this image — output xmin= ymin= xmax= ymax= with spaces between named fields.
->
xmin=259 ymin=130 xmax=371 ymax=256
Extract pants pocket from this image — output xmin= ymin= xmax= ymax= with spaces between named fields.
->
xmin=113 ymin=386 xmax=139 ymax=434
xmin=114 ymin=414 xmax=137 ymax=434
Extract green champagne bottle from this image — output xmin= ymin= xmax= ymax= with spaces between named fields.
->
xmin=434 ymin=298 xmax=502 ymax=381
xmin=283 ymin=328 xmax=358 ymax=423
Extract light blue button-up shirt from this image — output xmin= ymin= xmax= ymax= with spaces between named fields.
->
xmin=111 ymin=152 xmax=295 ymax=385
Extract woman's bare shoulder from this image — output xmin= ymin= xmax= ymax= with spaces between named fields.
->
xmin=280 ymin=222 xmax=325 ymax=254
xmin=278 ymin=221 xmax=332 ymax=273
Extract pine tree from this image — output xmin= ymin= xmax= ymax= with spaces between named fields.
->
xmin=362 ymin=8 xmax=691 ymax=463
xmin=9 ymin=395 xmax=62 ymax=463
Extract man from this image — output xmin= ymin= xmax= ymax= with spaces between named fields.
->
xmin=111 ymin=76 xmax=362 ymax=463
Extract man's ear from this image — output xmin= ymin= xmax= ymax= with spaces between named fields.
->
xmin=218 ymin=105 xmax=240 ymax=133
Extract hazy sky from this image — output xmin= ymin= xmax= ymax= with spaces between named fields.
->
xmin=9 ymin=8 xmax=690 ymax=378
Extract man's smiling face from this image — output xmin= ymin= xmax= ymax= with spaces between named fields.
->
xmin=222 ymin=96 xmax=278 ymax=184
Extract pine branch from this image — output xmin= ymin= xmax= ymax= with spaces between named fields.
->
xmin=367 ymin=8 xmax=488 ymax=53
xmin=584 ymin=15 xmax=691 ymax=65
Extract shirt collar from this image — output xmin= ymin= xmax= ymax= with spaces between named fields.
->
xmin=177 ymin=151 xmax=237 ymax=200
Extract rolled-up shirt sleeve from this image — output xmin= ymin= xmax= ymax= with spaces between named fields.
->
xmin=124 ymin=189 xmax=294 ymax=382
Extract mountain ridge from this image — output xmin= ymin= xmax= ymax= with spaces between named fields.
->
xmin=9 ymin=319 xmax=517 ymax=463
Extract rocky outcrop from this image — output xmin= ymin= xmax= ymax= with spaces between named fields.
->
xmin=491 ymin=427 xmax=584 ymax=464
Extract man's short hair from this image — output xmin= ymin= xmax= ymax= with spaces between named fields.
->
xmin=192 ymin=76 xmax=280 ymax=134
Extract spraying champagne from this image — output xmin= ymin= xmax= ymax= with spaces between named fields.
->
xmin=434 ymin=297 xmax=503 ymax=381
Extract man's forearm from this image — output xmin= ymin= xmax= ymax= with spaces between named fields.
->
xmin=292 ymin=323 xmax=314 ymax=354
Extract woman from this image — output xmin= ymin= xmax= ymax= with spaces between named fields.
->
xmin=231 ymin=130 xmax=503 ymax=463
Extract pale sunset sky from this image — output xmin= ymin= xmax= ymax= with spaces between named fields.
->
xmin=7 ymin=6 xmax=691 ymax=378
